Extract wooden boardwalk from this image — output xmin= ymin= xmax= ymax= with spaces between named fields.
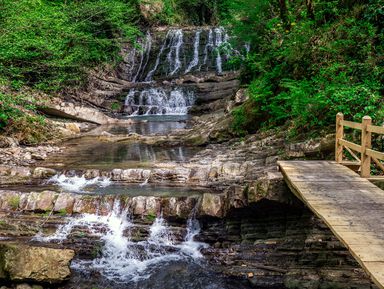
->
xmin=278 ymin=160 xmax=384 ymax=289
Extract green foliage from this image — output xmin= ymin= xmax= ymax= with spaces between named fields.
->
xmin=57 ymin=209 xmax=68 ymax=216
xmin=227 ymin=0 xmax=384 ymax=137
xmin=9 ymin=196 xmax=20 ymax=210
xmin=0 ymin=93 xmax=36 ymax=129
xmin=0 ymin=0 xmax=139 ymax=91
xmin=145 ymin=0 xmax=221 ymax=25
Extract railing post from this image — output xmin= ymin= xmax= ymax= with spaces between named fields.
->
xmin=335 ymin=113 xmax=344 ymax=163
xmin=361 ymin=116 xmax=372 ymax=178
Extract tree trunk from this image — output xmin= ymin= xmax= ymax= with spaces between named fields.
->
xmin=306 ymin=0 xmax=315 ymax=20
xmin=278 ymin=0 xmax=290 ymax=30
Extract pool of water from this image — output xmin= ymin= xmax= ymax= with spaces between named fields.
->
xmin=108 ymin=115 xmax=192 ymax=135
xmin=65 ymin=260 xmax=253 ymax=289
xmin=7 ymin=182 xmax=206 ymax=197
xmin=40 ymin=138 xmax=200 ymax=170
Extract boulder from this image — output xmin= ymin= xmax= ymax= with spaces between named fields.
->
xmin=72 ymin=195 xmax=100 ymax=214
xmin=199 ymin=193 xmax=227 ymax=218
xmin=0 ymin=191 xmax=22 ymax=211
xmin=0 ymin=243 xmax=74 ymax=283
xmin=23 ymin=191 xmax=58 ymax=212
xmin=39 ymin=101 xmax=116 ymax=125
xmin=32 ymin=167 xmax=57 ymax=179
xmin=53 ymin=193 xmax=76 ymax=214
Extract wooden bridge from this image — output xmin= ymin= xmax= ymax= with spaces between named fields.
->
xmin=279 ymin=113 xmax=384 ymax=289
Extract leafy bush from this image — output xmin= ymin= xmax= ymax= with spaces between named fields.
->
xmin=0 ymin=0 xmax=139 ymax=92
xmin=226 ymin=0 xmax=384 ymax=137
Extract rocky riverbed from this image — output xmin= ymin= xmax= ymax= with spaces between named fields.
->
xmin=0 ymin=115 xmax=377 ymax=289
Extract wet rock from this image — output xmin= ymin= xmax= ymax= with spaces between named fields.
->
xmin=150 ymin=168 xmax=190 ymax=183
xmin=84 ymin=169 xmax=101 ymax=179
xmin=0 ymin=243 xmax=74 ymax=283
xmin=188 ymin=166 xmax=209 ymax=183
xmin=0 ymin=191 xmax=22 ymax=211
xmin=162 ymin=197 xmax=197 ymax=219
xmin=65 ymin=123 xmax=81 ymax=134
xmin=53 ymin=193 xmax=76 ymax=214
xmin=39 ymin=100 xmax=116 ymax=125
xmin=98 ymin=195 xmax=116 ymax=216
xmin=16 ymin=284 xmax=32 ymax=289
xmin=228 ymin=186 xmax=248 ymax=209
xmin=24 ymin=191 xmax=58 ymax=212
xmin=199 ymin=193 xmax=227 ymax=218
xmin=130 ymin=196 xmax=161 ymax=216
xmin=73 ymin=195 xmax=100 ymax=214
xmin=32 ymin=167 xmax=57 ymax=178
xmin=120 ymin=169 xmax=151 ymax=183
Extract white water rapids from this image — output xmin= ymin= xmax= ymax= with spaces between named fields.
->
xmin=47 ymin=174 xmax=111 ymax=193
xmin=33 ymin=199 xmax=207 ymax=283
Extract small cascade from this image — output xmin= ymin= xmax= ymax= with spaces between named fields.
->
xmin=185 ymin=30 xmax=201 ymax=74
xmin=133 ymin=31 xmax=153 ymax=82
xmin=167 ymin=29 xmax=184 ymax=76
xmin=47 ymin=174 xmax=111 ymax=193
xmin=201 ymin=28 xmax=213 ymax=69
xmin=124 ymin=87 xmax=195 ymax=116
xmin=214 ymin=27 xmax=224 ymax=74
xmin=34 ymin=199 xmax=207 ymax=283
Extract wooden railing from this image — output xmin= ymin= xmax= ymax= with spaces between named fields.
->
xmin=335 ymin=112 xmax=384 ymax=180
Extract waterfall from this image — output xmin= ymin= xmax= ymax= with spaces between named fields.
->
xmin=123 ymin=27 xmax=235 ymax=117
xmin=34 ymin=199 xmax=207 ymax=283
xmin=145 ymin=30 xmax=171 ymax=82
xmin=167 ymin=29 xmax=184 ymax=76
xmin=214 ymin=27 xmax=224 ymax=74
xmin=133 ymin=31 xmax=152 ymax=82
xmin=124 ymin=87 xmax=195 ymax=116
xmin=185 ymin=30 xmax=201 ymax=74
xmin=202 ymin=29 xmax=213 ymax=68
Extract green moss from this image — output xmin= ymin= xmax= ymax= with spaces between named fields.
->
xmin=8 ymin=196 xmax=20 ymax=210
xmin=57 ymin=208 xmax=68 ymax=216
xmin=146 ymin=213 xmax=156 ymax=222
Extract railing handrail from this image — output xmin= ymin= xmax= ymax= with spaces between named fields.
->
xmin=335 ymin=112 xmax=384 ymax=178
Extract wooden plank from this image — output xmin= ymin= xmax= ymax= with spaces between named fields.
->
xmin=338 ymin=138 xmax=362 ymax=153
xmin=361 ymin=116 xmax=372 ymax=178
xmin=366 ymin=149 xmax=384 ymax=161
xmin=336 ymin=113 xmax=344 ymax=163
xmin=364 ymin=262 xmax=384 ymax=287
xmin=278 ymin=160 xmax=384 ymax=289
xmin=341 ymin=120 xmax=363 ymax=130
xmin=372 ymin=157 xmax=384 ymax=173
xmin=367 ymin=124 xmax=384 ymax=135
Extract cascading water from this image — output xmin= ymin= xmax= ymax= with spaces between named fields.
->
xmin=185 ymin=30 xmax=201 ymax=74
xmin=34 ymin=199 xmax=207 ymax=283
xmin=124 ymin=87 xmax=195 ymax=115
xmin=123 ymin=27 xmax=234 ymax=116
xmin=47 ymin=174 xmax=111 ymax=193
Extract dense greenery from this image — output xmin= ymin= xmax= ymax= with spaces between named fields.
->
xmin=0 ymin=93 xmax=57 ymax=144
xmin=224 ymin=0 xmax=384 ymax=137
xmin=0 ymin=0 xmax=139 ymax=91
xmin=139 ymin=0 xmax=221 ymax=25
xmin=0 ymin=0 xmax=139 ymax=141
